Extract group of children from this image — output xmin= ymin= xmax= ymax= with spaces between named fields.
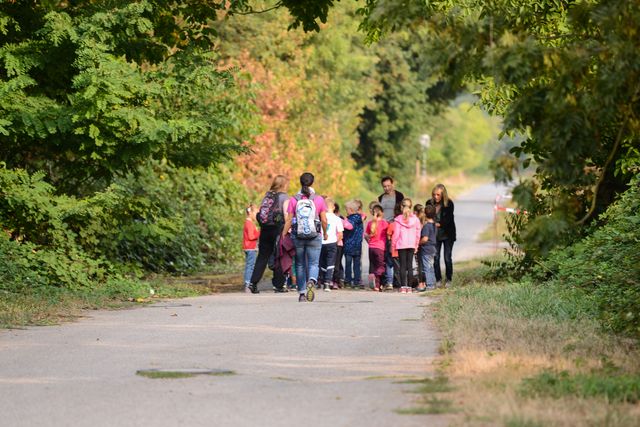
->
xmin=243 ymin=195 xmax=438 ymax=293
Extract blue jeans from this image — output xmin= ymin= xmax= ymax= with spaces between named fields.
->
xmin=345 ymin=251 xmax=362 ymax=285
xmin=435 ymin=239 xmax=454 ymax=282
xmin=293 ymin=235 xmax=323 ymax=293
xmin=384 ymin=240 xmax=394 ymax=285
xmin=420 ymin=249 xmax=436 ymax=286
xmin=243 ymin=250 xmax=257 ymax=285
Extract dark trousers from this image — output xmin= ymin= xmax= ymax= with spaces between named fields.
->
xmin=333 ymin=245 xmax=344 ymax=283
xmin=416 ymin=251 xmax=425 ymax=283
xmin=398 ymin=248 xmax=414 ymax=288
xmin=319 ymin=243 xmax=338 ymax=284
xmin=345 ymin=251 xmax=362 ymax=285
xmin=250 ymin=225 xmax=285 ymax=289
xmin=434 ymin=239 xmax=454 ymax=282
xmin=392 ymin=257 xmax=401 ymax=287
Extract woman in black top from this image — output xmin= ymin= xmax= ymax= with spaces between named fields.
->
xmin=425 ymin=184 xmax=456 ymax=287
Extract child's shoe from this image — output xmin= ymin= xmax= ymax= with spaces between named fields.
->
xmin=367 ymin=273 xmax=376 ymax=289
xmin=323 ymin=283 xmax=331 ymax=292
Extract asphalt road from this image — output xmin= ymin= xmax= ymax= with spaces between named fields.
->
xmin=0 ymin=182 xmax=503 ymax=427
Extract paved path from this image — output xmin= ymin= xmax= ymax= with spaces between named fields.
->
xmin=0 ymin=182 xmax=504 ymax=427
xmin=0 ymin=292 xmax=446 ymax=427
xmin=453 ymin=182 xmax=509 ymax=262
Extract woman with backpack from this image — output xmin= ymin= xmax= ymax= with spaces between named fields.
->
xmin=282 ymin=172 xmax=328 ymax=302
xmin=248 ymin=175 xmax=290 ymax=294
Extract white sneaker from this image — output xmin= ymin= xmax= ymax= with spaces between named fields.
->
xmin=323 ymin=283 xmax=331 ymax=292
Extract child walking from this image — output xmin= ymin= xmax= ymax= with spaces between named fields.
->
xmin=392 ymin=198 xmax=421 ymax=293
xmin=343 ymin=200 xmax=364 ymax=288
xmin=365 ymin=203 xmax=388 ymax=291
xmin=243 ymin=204 xmax=260 ymax=293
xmin=420 ymin=204 xmax=438 ymax=290
xmin=413 ymin=204 xmax=426 ymax=290
xmin=319 ymin=198 xmax=344 ymax=292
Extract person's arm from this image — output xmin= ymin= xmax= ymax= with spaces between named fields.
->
xmin=320 ymin=211 xmax=328 ymax=241
xmin=282 ymin=198 xmax=294 ymax=238
xmin=250 ymin=222 xmax=260 ymax=241
xmin=342 ymin=217 xmax=353 ymax=230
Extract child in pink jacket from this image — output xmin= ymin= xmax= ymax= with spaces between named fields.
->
xmin=392 ymin=198 xmax=421 ymax=293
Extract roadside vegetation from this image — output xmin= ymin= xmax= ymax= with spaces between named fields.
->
xmin=409 ymin=181 xmax=640 ymax=425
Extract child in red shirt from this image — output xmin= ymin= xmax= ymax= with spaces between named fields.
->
xmin=365 ymin=204 xmax=388 ymax=291
xmin=243 ymin=204 xmax=260 ymax=292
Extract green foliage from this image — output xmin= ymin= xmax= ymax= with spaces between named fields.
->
xmin=520 ymin=370 xmax=640 ymax=403
xmin=0 ymin=1 xmax=259 ymax=193
xmin=536 ymin=177 xmax=640 ymax=336
xmin=281 ymin=0 xmax=639 ymax=257
xmin=104 ymin=162 xmax=248 ymax=273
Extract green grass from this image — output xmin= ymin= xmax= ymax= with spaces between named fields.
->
xmin=395 ymin=397 xmax=455 ymax=415
xmin=137 ymin=369 xmax=236 ymax=379
xmin=398 ymin=376 xmax=454 ymax=394
xmin=504 ymin=417 xmax=544 ymax=427
xmin=520 ymin=370 xmax=640 ymax=403
xmin=0 ymin=280 xmax=204 ymax=329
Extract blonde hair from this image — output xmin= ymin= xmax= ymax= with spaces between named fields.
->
xmin=369 ymin=204 xmax=384 ymax=236
xmin=270 ymin=175 xmax=289 ymax=192
xmin=325 ymin=197 xmax=335 ymax=212
xmin=401 ymin=198 xmax=413 ymax=221
xmin=345 ymin=200 xmax=359 ymax=213
xmin=432 ymin=183 xmax=450 ymax=207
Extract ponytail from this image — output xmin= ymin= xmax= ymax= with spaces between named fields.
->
xmin=401 ymin=198 xmax=413 ymax=221
xmin=299 ymin=172 xmax=314 ymax=198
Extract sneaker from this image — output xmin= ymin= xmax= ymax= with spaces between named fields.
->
xmin=435 ymin=281 xmax=442 ymax=289
xmin=385 ymin=284 xmax=394 ymax=291
xmin=445 ymin=280 xmax=451 ymax=289
xmin=374 ymin=285 xmax=381 ymax=292
xmin=250 ymin=283 xmax=260 ymax=294
xmin=415 ymin=285 xmax=427 ymax=292
xmin=426 ymin=284 xmax=436 ymax=291
xmin=323 ymin=283 xmax=331 ymax=292
xmin=358 ymin=283 xmax=365 ymax=290
xmin=367 ymin=273 xmax=376 ymax=289
xmin=298 ymin=293 xmax=306 ymax=302
xmin=274 ymin=287 xmax=288 ymax=293
xmin=330 ymin=283 xmax=339 ymax=290
xmin=244 ymin=286 xmax=252 ymax=294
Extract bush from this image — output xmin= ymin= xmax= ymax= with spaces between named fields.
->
xmin=102 ymin=161 xmax=248 ymax=273
xmin=537 ymin=177 xmax=640 ymax=336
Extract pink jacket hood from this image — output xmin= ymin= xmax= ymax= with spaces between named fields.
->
xmin=392 ymin=214 xmax=421 ymax=250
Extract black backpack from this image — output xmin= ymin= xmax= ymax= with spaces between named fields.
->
xmin=256 ymin=191 xmax=284 ymax=227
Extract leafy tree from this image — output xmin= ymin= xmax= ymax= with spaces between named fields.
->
xmin=0 ymin=1 xmax=259 ymax=194
xmin=265 ymin=0 xmax=640 ymax=255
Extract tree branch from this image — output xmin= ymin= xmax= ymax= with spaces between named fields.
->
xmin=577 ymin=84 xmax=640 ymax=225
xmin=233 ymin=2 xmax=283 ymax=16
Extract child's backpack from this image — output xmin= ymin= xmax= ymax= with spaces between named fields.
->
xmin=293 ymin=194 xmax=320 ymax=239
xmin=256 ymin=191 xmax=284 ymax=227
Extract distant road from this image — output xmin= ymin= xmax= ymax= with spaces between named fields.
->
xmin=453 ymin=181 xmax=509 ymax=262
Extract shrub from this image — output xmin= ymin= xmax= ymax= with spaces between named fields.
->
xmin=537 ymin=177 xmax=640 ymax=336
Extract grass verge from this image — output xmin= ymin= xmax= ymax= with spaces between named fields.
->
xmin=0 ymin=279 xmax=207 ymax=328
xmin=429 ymin=258 xmax=640 ymax=426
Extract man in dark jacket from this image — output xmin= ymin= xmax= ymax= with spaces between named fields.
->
xmin=378 ymin=176 xmax=405 ymax=289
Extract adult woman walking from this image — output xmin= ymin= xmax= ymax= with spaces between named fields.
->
xmin=248 ymin=175 xmax=290 ymax=294
xmin=282 ymin=172 xmax=328 ymax=302
xmin=425 ymin=184 xmax=456 ymax=287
